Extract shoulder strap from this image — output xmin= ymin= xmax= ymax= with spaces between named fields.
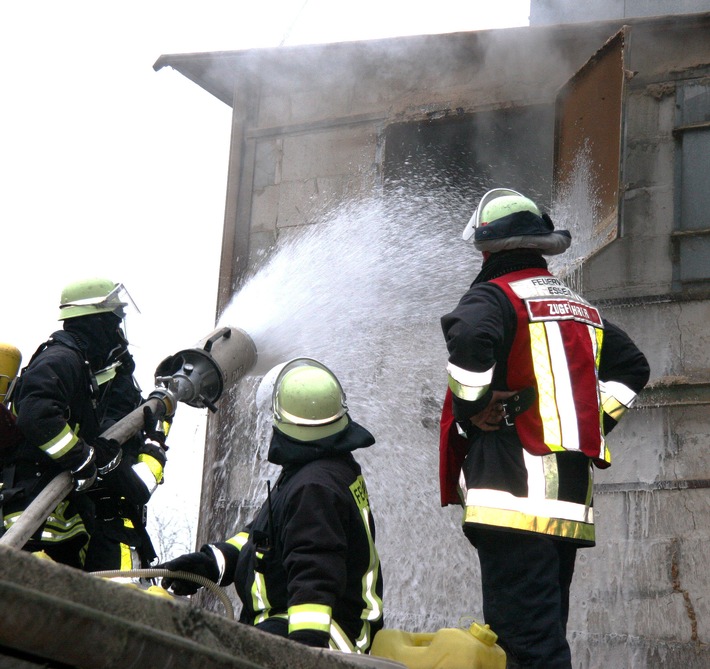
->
xmin=16 ymin=331 xmax=98 ymax=408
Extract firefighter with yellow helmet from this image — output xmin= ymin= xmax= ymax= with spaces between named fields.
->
xmin=0 ymin=342 xmax=23 ymax=454
xmin=160 ymin=358 xmax=384 ymax=654
xmin=440 ymin=189 xmax=650 ymax=667
xmin=2 ymin=278 xmax=167 ymax=570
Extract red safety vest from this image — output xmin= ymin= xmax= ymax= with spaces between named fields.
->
xmin=489 ymin=268 xmax=608 ymax=465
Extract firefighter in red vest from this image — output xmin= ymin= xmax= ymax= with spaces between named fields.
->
xmin=440 ymin=189 xmax=649 ymax=668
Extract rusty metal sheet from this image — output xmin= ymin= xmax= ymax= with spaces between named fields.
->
xmin=553 ymin=28 xmax=627 ymax=252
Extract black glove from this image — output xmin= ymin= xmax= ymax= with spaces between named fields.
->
xmin=141 ymin=405 xmax=168 ymax=468
xmin=159 ymin=548 xmax=220 ymax=596
xmin=139 ymin=438 xmax=167 ymax=469
xmin=92 ymin=437 xmax=123 ymax=475
xmin=70 ymin=446 xmax=97 ymax=492
xmin=143 ymin=405 xmax=169 ymax=447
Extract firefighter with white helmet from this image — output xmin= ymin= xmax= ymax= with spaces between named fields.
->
xmin=2 ymin=277 xmax=167 ymax=570
xmin=160 ymin=357 xmax=384 ymax=654
xmin=440 ymin=188 xmax=650 ymax=667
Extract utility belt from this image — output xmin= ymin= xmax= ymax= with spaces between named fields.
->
xmin=91 ymin=493 xmax=146 ymax=526
xmin=500 ymin=387 xmax=537 ymax=428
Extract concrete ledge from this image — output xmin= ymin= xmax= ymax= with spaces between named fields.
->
xmin=0 ymin=545 xmax=386 ymax=669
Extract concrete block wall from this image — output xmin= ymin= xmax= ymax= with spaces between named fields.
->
xmin=567 ymin=16 xmax=710 ymax=664
xmin=530 ymin=0 xmax=710 ymax=25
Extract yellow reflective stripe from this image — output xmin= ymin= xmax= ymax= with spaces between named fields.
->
xmin=529 ymin=322 xmax=563 ymax=449
xmin=354 ymin=621 xmax=373 ymax=653
xmin=41 ymin=424 xmax=79 ymax=460
xmin=349 ymin=475 xmax=369 ymax=511
xmin=593 ymin=324 xmax=604 ymax=368
xmin=525 ymin=448 xmax=554 ymax=500
xmin=464 ymin=503 xmax=595 ymax=543
xmin=601 ymin=395 xmax=627 ymax=421
xmin=94 ymin=363 xmax=119 ymax=386
xmin=593 ymin=327 xmax=612 ymax=462
xmin=251 ymin=567 xmax=271 ymax=623
xmin=2 ymin=510 xmax=88 ymax=548
xmin=38 ymin=501 xmax=89 ymax=543
xmin=120 ymin=542 xmax=133 ymax=570
xmin=598 ymin=440 xmax=612 ymax=465
xmin=329 ymin=620 xmax=357 ymax=652
xmin=349 ymin=476 xmax=383 ymax=630
xmin=226 ymin=531 xmax=249 ymax=551
xmin=123 ymin=517 xmax=135 ymax=529
xmin=600 ymin=380 xmax=637 ymax=421
xmin=543 ymin=451 xmax=559 ymax=499
xmin=134 ymin=456 xmax=163 ymax=488
xmin=446 ymin=362 xmax=494 ymax=401
xmin=288 ymin=603 xmax=332 ymax=634
xmin=546 ymin=321 xmax=580 ymax=450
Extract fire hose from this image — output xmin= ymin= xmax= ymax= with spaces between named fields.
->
xmin=0 ymin=326 xmax=257 ymax=552
xmin=89 ymin=568 xmax=235 ymax=620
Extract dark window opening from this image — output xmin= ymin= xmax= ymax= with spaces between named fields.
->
xmin=382 ymin=105 xmax=555 ymax=209
xmin=673 ymin=80 xmax=710 ymax=286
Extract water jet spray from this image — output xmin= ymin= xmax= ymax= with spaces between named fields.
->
xmin=0 ymin=325 xmax=258 ymax=551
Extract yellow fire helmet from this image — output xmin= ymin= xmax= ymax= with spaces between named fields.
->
xmin=0 ymin=342 xmax=22 ymax=404
xmin=463 ymin=188 xmax=571 ymax=255
xmin=58 ymin=277 xmax=140 ymax=321
xmin=271 ymin=357 xmax=349 ymax=442
xmin=462 ymin=188 xmax=540 ymax=241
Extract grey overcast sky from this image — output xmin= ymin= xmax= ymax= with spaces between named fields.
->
xmin=0 ymin=0 xmax=530 ymax=549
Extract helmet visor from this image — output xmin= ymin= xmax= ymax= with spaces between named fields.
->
xmin=59 ymin=282 xmax=140 ymax=320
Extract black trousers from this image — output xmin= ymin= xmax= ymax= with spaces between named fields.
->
xmin=465 ymin=527 xmax=578 ymax=669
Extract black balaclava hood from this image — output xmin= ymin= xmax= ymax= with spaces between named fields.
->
xmin=63 ymin=312 xmax=127 ymax=371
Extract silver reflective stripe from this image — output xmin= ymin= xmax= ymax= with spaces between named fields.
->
xmin=600 ymin=380 xmax=637 ymax=408
xmin=465 ymin=487 xmax=593 ymax=524
xmin=227 ymin=532 xmax=248 ymax=550
xmin=446 ymin=362 xmax=494 ymax=401
xmin=289 ymin=609 xmax=331 ymax=629
xmin=70 ymin=446 xmax=94 ymax=474
xmin=358 ymin=506 xmax=382 ymax=623
xmin=252 ymin=568 xmax=270 ymax=618
xmin=132 ymin=461 xmax=159 ymax=495
xmin=544 ymin=321 xmax=580 ymax=450
xmin=277 ymin=405 xmax=346 ymax=426
xmin=329 ymin=620 xmax=356 ymax=652
xmin=207 ymin=544 xmax=227 ymax=584
xmin=43 ymin=427 xmax=78 ymax=459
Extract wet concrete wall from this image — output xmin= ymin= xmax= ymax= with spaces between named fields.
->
xmin=563 ymin=17 xmax=710 ymax=665
xmin=155 ymin=13 xmax=710 ymax=669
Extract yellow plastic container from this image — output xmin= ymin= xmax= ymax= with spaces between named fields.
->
xmin=370 ymin=622 xmax=507 ymax=669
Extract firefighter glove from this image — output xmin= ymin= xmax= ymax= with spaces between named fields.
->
xmin=140 ymin=437 xmax=167 ymax=469
xmin=159 ymin=548 xmax=220 ymax=596
xmin=143 ymin=405 xmax=169 ymax=450
xmin=71 ymin=446 xmax=97 ymax=492
xmin=93 ymin=437 xmax=123 ymax=475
